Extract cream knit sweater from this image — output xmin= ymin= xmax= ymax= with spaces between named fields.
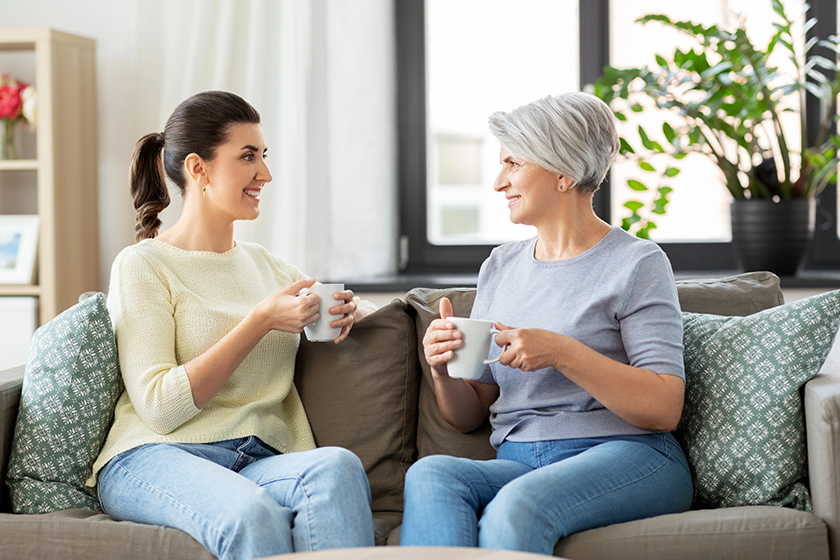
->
xmin=89 ymin=239 xmax=319 ymax=486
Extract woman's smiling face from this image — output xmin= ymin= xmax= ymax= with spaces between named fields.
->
xmin=203 ymin=122 xmax=273 ymax=222
xmin=493 ymin=146 xmax=564 ymax=227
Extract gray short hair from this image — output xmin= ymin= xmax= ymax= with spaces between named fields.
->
xmin=488 ymin=92 xmax=619 ymax=195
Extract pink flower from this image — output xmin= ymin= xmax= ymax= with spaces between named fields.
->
xmin=0 ymin=75 xmax=29 ymax=120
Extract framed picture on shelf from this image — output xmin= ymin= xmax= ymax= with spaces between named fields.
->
xmin=0 ymin=215 xmax=39 ymax=284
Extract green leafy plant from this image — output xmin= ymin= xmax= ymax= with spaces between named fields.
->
xmin=591 ymin=0 xmax=840 ymax=238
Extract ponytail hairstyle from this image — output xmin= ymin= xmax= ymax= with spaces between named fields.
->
xmin=129 ymin=91 xmax=262 ymax=241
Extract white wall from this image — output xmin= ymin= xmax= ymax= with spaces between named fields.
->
xmin=0 ymin=0 xmax=397 ymax=296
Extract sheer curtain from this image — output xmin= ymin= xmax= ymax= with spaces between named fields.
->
xmin=132 ymin=0 xmax=395 ymax=280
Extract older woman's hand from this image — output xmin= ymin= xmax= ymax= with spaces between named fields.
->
xmin=493 ymin=323 xmax=564 ymax=373
xmin=422 ymin=297 xmax=463 ymax=377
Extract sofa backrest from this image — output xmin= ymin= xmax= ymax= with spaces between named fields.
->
xmin=404 ymin=287 xmax=493 ymax=461
xmin=0 ymin=271 xmax=790 ymax=518
xmin=294 ymin=299 xmax=420 ymax=516
xmin=294 ymin=271 xmax=784 ymax=516
xmin=674 ymin=271 xmax=784 ymax=316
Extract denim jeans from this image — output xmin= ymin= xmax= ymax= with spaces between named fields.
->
xmin=401 ymin=433 xmax=693 ymax=554
xmin=97 ymin=437 xmax=374 ymax=560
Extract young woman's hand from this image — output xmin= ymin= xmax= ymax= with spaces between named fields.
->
xmin=254 ymin=278 xmax=320 ymax=334
xmin=328 ymin=289 xmax=371 ymax=344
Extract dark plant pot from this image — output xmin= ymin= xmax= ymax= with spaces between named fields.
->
xmin=730 ymin=198 xmax=815 ymax=277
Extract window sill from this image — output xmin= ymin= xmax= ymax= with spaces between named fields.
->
xmin=338 ymin=269 xmax=840 ymax=294
xmin=335 ymin=273 xmax=479 ymax=293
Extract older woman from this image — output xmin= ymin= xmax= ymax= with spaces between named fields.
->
xmin=401 ymin=92 xmax=693 ymax=554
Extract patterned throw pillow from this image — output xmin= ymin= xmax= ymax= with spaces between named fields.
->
xmin=5 ymin=293 xmax=122 ymax=513
xmin=676 ymin=290 xmax=840 ymax=511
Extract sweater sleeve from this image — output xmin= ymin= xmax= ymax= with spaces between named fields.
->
xmin=107 ymin=249 xmax=200 ymax=434
xmin=618 ymin=250 xmax=685 ymax=379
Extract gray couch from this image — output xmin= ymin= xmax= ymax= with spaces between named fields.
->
xmin=1 ymin=272 xmax=838 ymax=559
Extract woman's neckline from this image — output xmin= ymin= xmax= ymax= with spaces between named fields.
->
xmin=145 ymin=237 xmax=240 ymax=256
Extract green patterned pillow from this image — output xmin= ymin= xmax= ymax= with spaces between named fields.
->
xmin=676 ymin=290 xmax=840 ymax=511
xmin=5 ymin=293 xmax=122 ymax=513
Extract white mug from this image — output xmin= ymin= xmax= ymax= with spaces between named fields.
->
xmin=447 ymin=317 xmax=501 ymax=380
xmin=301 ymin=282 xmax=344 ymax=342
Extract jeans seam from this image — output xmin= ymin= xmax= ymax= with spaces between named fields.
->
xmin=464 ymin=479 xmax=506 ymax=543
xmin=110 ymin=460 xmax=229 ymax=555
xmin=259 ymin=475 xmax=313 ymax=551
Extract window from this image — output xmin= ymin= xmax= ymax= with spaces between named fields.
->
xmin=396 ymin=0 xmax=592 ymax=273
xmin=397 ymin=0 xmax=840 ymax=276
xmin=425 ymin=0 xmax=577 ymax=247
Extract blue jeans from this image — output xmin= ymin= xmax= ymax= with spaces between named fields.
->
xmin=401 ymin=433 xmax=693 ymax=554
xmin=97 ymin=437 xmax=374 ymax=560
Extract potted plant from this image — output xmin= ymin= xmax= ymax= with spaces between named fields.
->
xmin=591 ymin=0 xmax=840 ymax=275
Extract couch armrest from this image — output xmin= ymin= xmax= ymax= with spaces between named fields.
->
xmin=0 ymin=365 xmax=25 ymax=514
xmin=805 ymin=357 xmax=840 ymax=560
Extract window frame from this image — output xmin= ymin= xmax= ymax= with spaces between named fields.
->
xmin=396 ymin=0 xmax=840 ymax=276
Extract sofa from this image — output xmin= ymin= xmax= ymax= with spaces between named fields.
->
xmin=1 ymin=271 xmax=839 ymax=560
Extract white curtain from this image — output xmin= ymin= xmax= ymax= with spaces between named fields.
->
xmin=130 ymin=0 xmax=396 ymax=280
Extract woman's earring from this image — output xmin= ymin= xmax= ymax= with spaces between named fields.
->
xmin=203 ymin=186 xmax=207 ymax=197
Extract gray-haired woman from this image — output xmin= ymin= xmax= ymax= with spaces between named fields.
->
xmin=401 ymin=91 xmax=693 ymax=553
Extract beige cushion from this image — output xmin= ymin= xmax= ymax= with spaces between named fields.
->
xmin=294 ymin=300 xmax=419 ymax=523
xmin=676 ymin=271 xmax=783 ymax=316
xmin=386 ymin=506 xmax=828 ymax=559
xmin=405 ymin=288 xmax=495 ymax=461
xmin=0 ymin=509 xmax=214 ymax=560
xmin=553 ymin=506 xmax=828 ymax=560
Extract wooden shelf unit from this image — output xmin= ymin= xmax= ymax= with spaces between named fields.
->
xmin=0 ymin=28 xmax=100 ymax=325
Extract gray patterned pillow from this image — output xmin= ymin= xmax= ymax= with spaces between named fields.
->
xmin=676 ymin=290 xmax=840 ymax=511
xmin=5 ymin=293 xmax=122 ymax=513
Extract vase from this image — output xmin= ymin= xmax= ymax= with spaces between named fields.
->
xmin=0 ymin=119 xmax=20 ymax=160
xmin=730 ymin=198 xmax=815 ymax=277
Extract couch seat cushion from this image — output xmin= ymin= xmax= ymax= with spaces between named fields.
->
xmin=553 ymin=506 xmax=828 ymax=560
xmin=5 ymin=293 xmax=122 ymax=514
xmin=0 ymin=509 xmax=213 ymax=560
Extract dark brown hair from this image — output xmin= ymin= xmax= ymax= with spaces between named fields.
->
xmin=129 ymin=91 xmax=261 ymax=241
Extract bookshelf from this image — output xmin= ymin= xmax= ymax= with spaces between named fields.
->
xmin=0 ymin=28 xmax=100 ymax=325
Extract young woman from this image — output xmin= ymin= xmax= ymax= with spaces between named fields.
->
xmin=401 ymin=92 xmax=693 ymax=554
xmin=91 ymin=91 xmax=375 ymax=560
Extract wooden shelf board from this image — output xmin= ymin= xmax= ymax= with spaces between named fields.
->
xmin=0 ymin=160 xmax=38 ymax=171
xmin=0 ymin=285 xmax=41 ymax=297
